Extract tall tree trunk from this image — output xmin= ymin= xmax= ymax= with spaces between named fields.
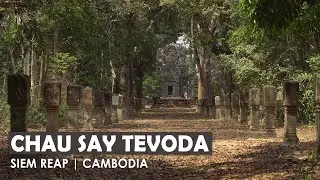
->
xmin=30 ymin=40 xmax=39 ymax=99
xmin=30 ymin=40 xmax=36 ymax=87
xmin=196 ymin=46 xmax=208 ymax=116
xmin=207 ymin=51 xmax=216 ymax=118
xmin=191 ymin=16 xmax=204 ymax=114
xmin=38 ymin=51 xmax=46 ymax=99
xmin=110 ymin=60 xmax=116 ymax=93
xmin=128 ymin=57 xmax=134 ymax=100
xmin=53 ymin=25 xmax=59 ymax=56
xmin=124 ymin=58 xmax=135 ymax=118
xmin=195 ymin=45 xmax=215 ymax=117
xmin=21 ymin=30 xmax=30 ymax=76
xmin=135 ymin=66 xmax=144 ymax=113
xmin=113 ymin=66 xmax=121 ymax=94
xmin=123 ymin=13 xmax=136 ymax=118
xmin=9 ymin=48 xmax=16 ymax=73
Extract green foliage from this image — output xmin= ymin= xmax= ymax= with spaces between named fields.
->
xmin=295 ymin=55 xmax=320 ymax=124
xmin=2 ymin=0 xmax=320 ymax=128
xmin=59 ymin=103 xmax=68 ymax=128
xmin=0 ymin=98 xmax=10 ymax=131
xmin=220 ymin=44 xmax=264 ymax=90
xmin=48 ymin=53 xmax=78 ymax=81
xmin=27 ymin=100 xmax=46 ymax=128
xmin=254 ymin=0 xmax=301 ymax=30
xmin=222 ymin=0 xmax=320 ymax=125
xmin=299 ymin=89 xmax=315 ymax=124
xmin=307 ymin=55 xmax=320 ymax=72
xmin=143 ymin=73 xmax=162 ymax=96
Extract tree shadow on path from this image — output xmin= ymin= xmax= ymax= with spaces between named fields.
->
xmin=184 ymin=141 xmax=317 ymax=179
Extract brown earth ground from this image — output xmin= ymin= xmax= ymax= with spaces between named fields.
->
xmin=0 ymin=107 xmax=320 ymax=180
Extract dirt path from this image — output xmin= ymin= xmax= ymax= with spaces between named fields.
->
xmin=0 ymin=107 xmax=319 ymax=179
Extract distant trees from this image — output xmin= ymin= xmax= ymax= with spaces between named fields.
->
xmin=1 ymin=0 xmax=320 ymax=125
xmin=0 ymin=0 xmax=180 ymax=125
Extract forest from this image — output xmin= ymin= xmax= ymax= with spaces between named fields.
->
xmin=1 ymin=0 xmax=320 ymax=127
xmin=1 ymin=0 xmax=320 ymax=179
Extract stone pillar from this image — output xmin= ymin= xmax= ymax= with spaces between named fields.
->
xmin=111 ymin=95 xmax=118 ymax=123
xmin=239 ymin=91 xmax=249 ymax=127
xmin=283 ymin=81 xmax=299 ymax=142
xmin=82 ymin=87 xmax=93 ymax=130
xmin=7 ymin=74 xmax=30 ymax=132
xmin=263 ymin=85 xmax=276 ymax=134
xmin=231 ymin=93 xmax=239 ymax=121
xmin=43 ymin=81 xmax=61 ymax=132
xmin=93 ymin=90 xmax=105 ymax=129
xmin=66 ymin=85 xmax=81 ymax=131
xmin=215 ymin=96 xmax=222 ymax=119
xmin=112 ymin=94 xmax=123 ymax=122
xmin=224 ymin=94 xmax=231 ymax=120
xmin=249 ymin=88 xmax=260 ymax=130
xmin=104 ymin=92 xmax=112 ymax=126
xmin=315 ymin=74 xmax=320 ymax=155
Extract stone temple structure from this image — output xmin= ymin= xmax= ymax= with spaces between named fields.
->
xmin=157 ymin=43 xmax=197 ymax=99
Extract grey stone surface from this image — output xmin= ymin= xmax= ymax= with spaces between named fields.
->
xmin=283 ymin=81 xmax=299 ymax=142
xmin=43 ymin=81 xmax=61 ymax=132
xmin=67 ymin=85 xmax=81 ymax=131
xmin=215 ymin=96 xmax=222 ymax=119
xmin=82 ymin=87 xmax=93 ymax=130
xmin=263 ymin=85 xmax=276 ymax=134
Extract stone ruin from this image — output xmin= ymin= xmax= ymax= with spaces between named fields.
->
xmin=8 ymin=73 xmax=320 ymax=145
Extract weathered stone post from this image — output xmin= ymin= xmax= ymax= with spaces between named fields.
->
xmin=93 ymin=90 xmax=105 ymax=129
xmin=231 ymin=93 xmax=240 ymax=121
xmin=112 ymin=94 xmax=123 ymax=122
xmin=7 ymin=74 xmax=30 ymax=132
xmin=315 ymin=74 xmax=320 ymax=156
xmin=263 ymin=85 xmax=276 ymax=134
xmin=224 ymin=94 xmax=231 ymax=120
xmin=66 ymin=85 xmax=81 ymax=131
xmin=104 ymin=92 xmax=112 ymax=126
xmin=215 ymin=96 xmax=222 ymax=119
xmin=283 ymin=81 xmax=299 ymax=142
xmin=249 ymin=88 xmax=260 ymax=130
xmin=82 ymin=87 xmax=93 ymax=130
xmin=239 ymin=91 xmax=249 ymax=127
xmin=43 ymin=81 xmax=61 ymax=132
xmin=111 ymin=94 xmax=118 ymax=123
